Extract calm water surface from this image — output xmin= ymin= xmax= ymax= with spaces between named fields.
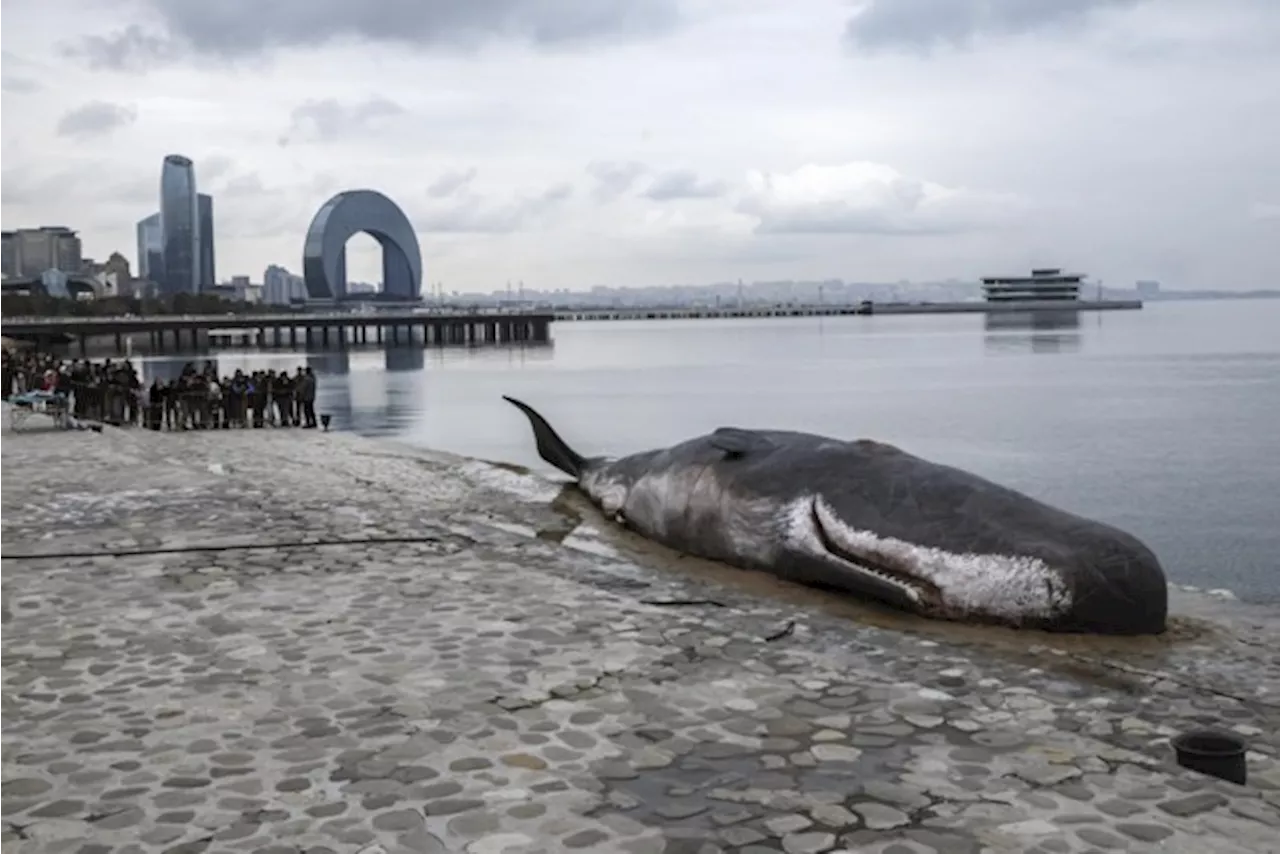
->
xmin=139 ymin=300 xmax=1280 ymax=603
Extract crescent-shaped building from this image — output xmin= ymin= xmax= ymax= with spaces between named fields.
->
xmin=302 ymin=190 xmax=423 ymax=301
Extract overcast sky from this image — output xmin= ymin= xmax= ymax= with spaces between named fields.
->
xmin=3 ymin=0 xmax=1278 ymax=291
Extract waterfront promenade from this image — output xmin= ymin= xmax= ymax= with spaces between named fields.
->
xmin=2 ymin=416 xmax=1278 ymax=853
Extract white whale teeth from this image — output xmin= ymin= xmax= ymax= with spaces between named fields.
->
xmin=796 ymin=494 xmax=1073 ymax=623
xmin=808 ymin=497 xmax=926 ymax=603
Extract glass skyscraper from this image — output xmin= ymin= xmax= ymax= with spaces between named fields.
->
xmin=135 ymin=213 xmax=163 ymax=283
xmin=197 ymin=193 xmax=216 ymax=288
xmin=159 ymin=154 xmax=199 ymax=295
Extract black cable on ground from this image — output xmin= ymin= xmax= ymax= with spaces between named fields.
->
xmin=0 ymin=534 xmax=446 ymax=562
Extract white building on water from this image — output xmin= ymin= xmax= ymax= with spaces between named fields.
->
xmin=981 ymin=268 xmax=1084 ymax=303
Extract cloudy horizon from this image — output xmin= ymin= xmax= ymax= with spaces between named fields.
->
xmin=2 ymin=0 xmax=1278 ymax=292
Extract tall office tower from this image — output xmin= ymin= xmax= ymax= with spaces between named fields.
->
xmin=160 ymin=154 xmax=200 ymax=295
xmin=136 ymin=213 xmax=163 ymax=282
xmin=197 ymin=193 xmax=216 ymax=288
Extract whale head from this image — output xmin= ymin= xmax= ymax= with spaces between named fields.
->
xmin=785 ymin=490 xmax=1167 ymax=635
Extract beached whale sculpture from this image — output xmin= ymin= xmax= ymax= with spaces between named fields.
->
xmin=503 ymin=397 xmax=1168 ymax=635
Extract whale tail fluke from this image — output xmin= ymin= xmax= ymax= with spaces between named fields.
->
xmin=502 ymin=396 xmax=586 ymax=479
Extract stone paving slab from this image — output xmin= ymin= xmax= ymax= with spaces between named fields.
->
xmin=3 ymin=417 xmax=1279 ymax=853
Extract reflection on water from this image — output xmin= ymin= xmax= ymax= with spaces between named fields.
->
xmin=137 ymin=341 xmax=555 ymax=439
xmin=386 ymin=347 xmax=425 ymax=373
xmin=984 ymin=310 xmax=1083 ymax=354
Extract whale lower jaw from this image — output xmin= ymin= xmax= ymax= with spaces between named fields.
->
xmin=787 ymin=496 xmax=1074 ymax=625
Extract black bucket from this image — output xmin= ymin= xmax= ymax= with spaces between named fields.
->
xmin=1171 ymin=730 xmax=1248 ymax=785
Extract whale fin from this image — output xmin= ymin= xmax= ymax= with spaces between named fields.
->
xmin=502 ymin=396 xmax=587 ymax=478
xmin=710 ymin=427 xmax=775 ymax=458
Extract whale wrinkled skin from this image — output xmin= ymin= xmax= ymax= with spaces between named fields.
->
xmin=503 ymin=397 xmax=1168 ymax=635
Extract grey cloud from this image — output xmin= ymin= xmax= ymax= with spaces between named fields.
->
xmin=586 ymin=160 xmax=647 ymax=202
xmin=2 ymin=75 xmax=40 ymax=94
xmin=748 ymin=208 xmax=957 ymax=236
xmin=2 ymin=164 xmax=154 ymax=208
xmin=280 ymin=97 xmax=404 ymax=145
xmin=68 ymin=24 xmax=181 ymax=72
xmin=737 ymin=168 xmax=1020 ymax=236
xmin=1249 ymin=202 xmax=1280 ymax=222
xmin=845 ymin=0 xmax=1145 ymax=52
xmin=418 ymin=182 xmax=573 ymax=233
xmin=65 ymin=0 xmax=680 ymax=70
xmin=742 ymin=198 xmax=1013 ymax=235
xmin=428 ymin=168 xmax=478 ymax=198
xmin=199 ymin=155 xmax=235 ymax=182
xmin=55 ymin=101 xmax=138 ymax=139
xmin=642 ymin=169 xmax=727 ymax=201
xmin=222 ymin=174 xmax=269 ymax=197
xmin=109 ymin=175 xmax=162 ymax=207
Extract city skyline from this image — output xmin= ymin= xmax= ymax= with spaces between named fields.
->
xmin=2 ymin=0 xmax=1278 ymax=292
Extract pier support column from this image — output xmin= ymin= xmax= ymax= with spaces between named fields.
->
xmin=321 ymin=327 xmax=330 ymax=347
xmin=376 ymin=326 xmax=384 ymax=344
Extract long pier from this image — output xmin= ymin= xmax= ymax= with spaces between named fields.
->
xmin=1 ymin=299 xmax=1144 ymax=354
xmin=553 ymin=299 xmax=1142 ymax=321
xmin=1 ymin=310 xmax=553 ymax=354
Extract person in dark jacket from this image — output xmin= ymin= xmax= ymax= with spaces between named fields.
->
xmin=297 ymin=367 xmax=317 ymax=428
xmin=147 ymin=380 xmax=164 ymax=430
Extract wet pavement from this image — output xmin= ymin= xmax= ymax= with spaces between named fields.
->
xmin=3 ymin=414 xmax=1279 ymax=853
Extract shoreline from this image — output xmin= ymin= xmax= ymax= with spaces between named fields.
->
xmin=3 ymin=418 xmax=1278 ymax=852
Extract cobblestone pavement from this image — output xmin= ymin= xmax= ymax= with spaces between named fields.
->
xmin=3 ymin=417 xmax=1279 ymax=853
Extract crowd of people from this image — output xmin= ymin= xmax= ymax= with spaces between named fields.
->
xmin=1 ymin=349 xmax=321 ymax=431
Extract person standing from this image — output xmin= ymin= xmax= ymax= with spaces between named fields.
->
xmin=297 ymin=367 xmax=317 ymax=428
xmin=272 ymin=370 xmax=294 ymax=427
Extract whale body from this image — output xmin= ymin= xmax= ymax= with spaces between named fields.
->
xmin=503 ymin=397 xmax=1168 ymax=635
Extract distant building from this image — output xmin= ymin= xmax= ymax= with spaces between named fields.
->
xmin=198 ymin=193 xmax=216 ymax=288
xmin=209 ymin=275 xmax=262 ymax=303
xmin=1 ymin=226 xmax=83 ymax=278
xmin=102 ymin=252 xmax=133 ymax=296
xmin=136 ymin=213 xmax=163 ymax=282
xmin=1136 ymin=280 xmax=1161 ymax=298
xmin=981 ymin=268 xmax=1083 ymax=303
xmin=160 ymin=154 xmax=200 ymax=296
xmin=263 ymin=264 xmax=307 ymax=305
